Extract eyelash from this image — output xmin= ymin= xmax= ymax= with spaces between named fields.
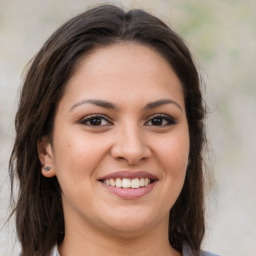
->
xmin=80 ymin=114 xmax=112 ymax=126
xmin=145 ymin=114 xmax=176 ymax=126
xmin=80 ymin=114 xmax=176 ymax=127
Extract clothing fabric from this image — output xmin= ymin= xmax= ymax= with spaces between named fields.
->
xmin=182 ymin=243 xmax=220 ymax=256
xmin=50 ymin=245 xmax=60 ymax=256
xmin=51 ymin=245 xmax=59 ymax=256
xmin=50 ymin=244 xmax=220 ymax=256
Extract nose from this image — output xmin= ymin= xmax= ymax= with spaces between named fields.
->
xmin=111 ymin=124 xmax=151 ymax=166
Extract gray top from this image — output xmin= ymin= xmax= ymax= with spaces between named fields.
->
xmin=182 ymin=243 xmax=220 ymax=256
xmin=51 ymin=245 xmax=59 ymax=256
xmin=51 ymin=243 xmax=220 ymax=256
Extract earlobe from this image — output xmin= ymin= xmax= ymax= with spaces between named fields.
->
xmin=42 ymin=165 xmax=55 ymax=178
xmin=37 ymin=136 xmax=56 ymax=178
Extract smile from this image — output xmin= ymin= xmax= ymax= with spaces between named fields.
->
xmin=98 ymin=171 xmax=158 ymax=199
xmin=102 ymin=177 xmax=153 ymax=189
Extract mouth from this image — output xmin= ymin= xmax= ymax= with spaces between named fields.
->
xmin=97 ymin=171 xmax=158 ymax=199
xmin=99 ymin=177 xmax=155 ymax=189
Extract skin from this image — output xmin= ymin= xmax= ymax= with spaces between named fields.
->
xmin=38 ymin=42 xmax=190 ymax=256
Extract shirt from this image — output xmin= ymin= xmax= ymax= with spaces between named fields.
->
xmin=50 ymin=243 xmax=220 ymax=256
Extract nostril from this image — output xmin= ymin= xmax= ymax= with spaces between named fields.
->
xmin=117 ymin=156 xmax=125 ymax=161
xmin=110 ymin=138 xmax=151 ymax=166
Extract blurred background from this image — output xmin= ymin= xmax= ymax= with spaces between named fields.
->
xmin=0 ymin=0 xmax=255 ymax=255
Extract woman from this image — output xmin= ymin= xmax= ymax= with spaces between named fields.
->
xmin=9 ymin=4 xmax=220 ymax=256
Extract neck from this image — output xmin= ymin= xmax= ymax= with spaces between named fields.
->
xmin=59 ymin=215 xmax=181 ymax=256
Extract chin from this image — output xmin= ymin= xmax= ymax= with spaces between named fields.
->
xmin=101 ymin=209 xmax=161 ymax=236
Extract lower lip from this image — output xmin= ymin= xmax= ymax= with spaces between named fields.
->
xmin=100 ymin=182 xmax=157 ymax=199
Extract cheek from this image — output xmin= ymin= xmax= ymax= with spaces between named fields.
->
xmin=52 ymin=128 xmax=113 ymax=188
xmin=52 ymin=131 xmax=99 ymax=180
xmin=158 ymin=134 xmax=189 ymax=170
xmin=150 ymin=132 xmax=189 ymax=213
xmin=154 ymin=131 xmax=190 ymax=198
xmin=52 ymin=135 xmax=100 ymax=205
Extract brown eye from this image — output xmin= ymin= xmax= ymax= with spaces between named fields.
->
xmin=88 ymin=117 xmax=103 ymax=126
xmin=80 ymin=115 xmax=111 ymax=126
xmin=145 ymin=114 xmax=176 ymax=126
xmin=151 ymin=117 xmax=164 ymax=126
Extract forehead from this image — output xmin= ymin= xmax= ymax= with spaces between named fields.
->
xmin=61 ymin=42 xmax=184 ymax=108
xmin=75 ymin=42 xmax=175 ymax=75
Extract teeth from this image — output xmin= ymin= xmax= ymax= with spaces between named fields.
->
xmin=103 ymin=178 xmax=152 ymax=188
xmin=110 ymin=178 xmax=115 ymax=186
xmin=122 ymin=178 xmax=131 ymax=188
xmin=116 ymin=178 xmax=122 ymax=188
xmin=131 ymin=178 xmax=140 ymax=188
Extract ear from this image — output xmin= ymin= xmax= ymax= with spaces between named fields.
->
xmin=37 ymin=136 xmax=56 ymax=178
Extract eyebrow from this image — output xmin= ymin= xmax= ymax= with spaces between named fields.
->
xmin=70 ymin=98 xmax=183 ymax=112
xmin=70 ymin=99 xmax=117 ymax=111
xmin=144 ymin=99 xmax=183 ymax=112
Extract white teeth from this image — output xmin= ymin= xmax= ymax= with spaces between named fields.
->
xmin=145 ymin=178 xmax=150 ymax=186
xmin=110 ymin=178 xmax=115 ymax=186
xmin=116 ymin=178 xmax=122 ymax=188
xmin=122 ymin=178 xmax=131 ymax=188
xmin=102 ymin=177 xmax=153 ymax=188
xmin=131 ymin=178 xmax=140 ymax=188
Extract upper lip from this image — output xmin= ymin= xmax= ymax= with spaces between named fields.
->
xmin=98 ymin=171 xmax=158 ymax=181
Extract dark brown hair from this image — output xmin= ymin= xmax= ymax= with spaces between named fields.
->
xmin=9 ymin=4 xmax=206 ymax=256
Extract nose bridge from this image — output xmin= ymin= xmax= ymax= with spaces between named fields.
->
xmin=111 ymin=120 xmax=150 ymax=164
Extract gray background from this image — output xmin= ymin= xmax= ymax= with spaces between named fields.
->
xmin=0 ymin=0 xmax=255 ymax=255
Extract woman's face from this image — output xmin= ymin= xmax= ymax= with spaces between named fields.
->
xmin=39 ymin=42 xmax=190 ymax=237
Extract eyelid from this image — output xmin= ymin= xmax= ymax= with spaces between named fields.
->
xmin=79 ymin=114 xmax=113 ymax=126
xmin=144 ymin=113 xmax=176 ymax=126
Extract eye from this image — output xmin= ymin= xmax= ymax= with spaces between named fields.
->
xmin=80 ymin=115 xmax=112 ymax=126
xmin=145 ymin=114 xmax=176 ymax=126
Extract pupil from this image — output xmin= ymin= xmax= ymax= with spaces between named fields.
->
xmin=152 ymin=118 xmax=162 ymax=125
xmin=90 ymin=118 xmax=101 ymax=125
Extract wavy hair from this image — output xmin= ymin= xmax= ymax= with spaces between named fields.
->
xmin=9 ymin=4 xmax=206 ymax=256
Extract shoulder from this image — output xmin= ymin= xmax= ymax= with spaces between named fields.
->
xmin=182 ymin=243 xmax=221 ymax=256
xmin=50 ymin=244 xmax=221 ymax=256
xmin=50 ymin=245 xmax=60 ymax=256
xmin=201 ymin=251 xmax=221 ymax=256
